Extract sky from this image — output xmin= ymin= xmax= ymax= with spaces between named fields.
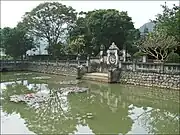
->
xmin=1 ymin=0 xmax=179 ymax=29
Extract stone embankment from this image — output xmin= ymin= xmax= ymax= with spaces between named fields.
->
xmin=120 ymin=71 xmax=180 ymax=90
xmin=1 ymin=60 xmax=180 ymax=90
xmin=27 ymin=62 xmax=78 ymax=76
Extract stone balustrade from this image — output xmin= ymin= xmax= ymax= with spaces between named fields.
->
xmin=121 ymin=62 xmax=180 ymax=74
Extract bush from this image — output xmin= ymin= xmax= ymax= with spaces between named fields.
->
xmin=133 ymin=51 xmax=144 ymax=58
xmin=166 ymin=52 xmax=180 ymax=63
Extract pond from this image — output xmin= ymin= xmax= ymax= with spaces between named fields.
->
xmin=0 ymin=71 xmax=179 ymax=134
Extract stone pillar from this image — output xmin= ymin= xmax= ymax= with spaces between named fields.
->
xmin=142 ymin=55 xmax=147 ymax=63
xmin=86 ymin=55 xmax=91 ymax=73
xmin=77 ymin=54 xmax=80 ymax=66
xmin=100 ymin=58 xmax=103 ymax=72
xmin=108 ymin=69 xmax=113 ymax=83
xmin=76 ymin=66 xmax=81 ymax=79
xmin=160 ymin=62 xmax=164 ymax=73
xmin=99 ymin=45 xmax=105 ymax=73
xmin=119 ymin=60 xmax=122 ymax=68
xmin=122 ymin=49 xmax=126 ymax=62
xmin=56 ymin=59 xmax=58 ymax=66
xmin=132 ymin=61 xmax=136 ymax=72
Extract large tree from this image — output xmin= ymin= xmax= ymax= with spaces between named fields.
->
xmin=1 ymin=27 xmax=35 ymax=59
xmin=136 ymin=30 xmax=178 ymax=62
xmin=68 ymin=9 xmax=140 ymax=55
xmin=68 ymin=11 xmax=93 ymax=55
xmin=21 ymin=2 xmax=77 ymax=55
xmin=153 ymin=3 xmax=180 ymax=54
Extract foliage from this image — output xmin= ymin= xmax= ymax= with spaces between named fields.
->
xmin=136 ymin=31 xmax=179 ymax=61
xmin=153 ymin=3 xmax=180 ymax=54
xmin=166 ymin=51 xmax=180 ymax=63
xmin=153 ymin=3 xmax=180 ymax=42
xmin=69 ymin=35 xmax=86 ymax=55
xmin=21 ymin=2 xmax=77 ymax=55
xmin=68 ymin=9 xmax=140 ymax=55
xmin=0 ymin=55 xmax=13 ymax=60
xmin=50 ymin=43 xmax=66 ymax=58
xmin=133 ymin=51 xmax=145 ymax=58
xmin=1 ymin=27 xmax=35 ymax=59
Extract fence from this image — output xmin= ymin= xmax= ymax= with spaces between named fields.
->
xmin=1 ymin=60 xmax=180 ymax=74
xmin=121 ymin=62 xmax=180 ymax=74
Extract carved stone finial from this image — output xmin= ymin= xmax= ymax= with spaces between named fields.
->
xmin=109 ymin=42 xmax=119 ymax=50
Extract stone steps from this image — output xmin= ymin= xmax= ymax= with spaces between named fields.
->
xmin=82 ymin=72 xmax=108 ymax=82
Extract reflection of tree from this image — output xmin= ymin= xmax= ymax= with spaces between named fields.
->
xmin=2 ymin=86 xmax=78 ymax=134
xmin=1 ymin=76 xmax=180 ymax=134
xmin=68 ymin=91 xmax=133 ymax=134
xmin=86 ymin=82 xmax=180 ymax=134
xmin=132 ymin=108 xmax=179 ymax=134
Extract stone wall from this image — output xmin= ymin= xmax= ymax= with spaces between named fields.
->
xmin=0 ymin=62 xmax=28 ymax=71
xmin=27 ymin=62 xmax=77 ymax=76
xmin=27 ymin=62 xmax=87 ymax=77
xmin=119 ymin=71 xmax=180 ymax=90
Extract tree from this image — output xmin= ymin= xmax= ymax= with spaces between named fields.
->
xmin=68 ymin=12 xmax=93 ymax=55
xmin=1 ymin=27 xmax=35 ymax=59
xmin=21 ymin=2 xmax=77 ymax=55
xmin=153 ymin=3 xmax=180 ymax=53
xmin=166 ymin=51 xmax=180 ymax=63
xmin=50 ymin=42 xmax=66 ymax=58
xmin=69 ymin=35 xmax=85 ymax=55
xmin=136 ymin=31 xmax=179 ymax=62
xmin=68 ymin=9 xmax=139 ymax=55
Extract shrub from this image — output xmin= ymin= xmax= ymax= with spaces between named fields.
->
xmin=166 ymin=52 xmax=180 ymax=63
xmin=133 ymin=51 xmax=144 ymax=58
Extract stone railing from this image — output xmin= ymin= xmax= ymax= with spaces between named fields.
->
xmin=121 ymin=62 xmax=180 ymax=74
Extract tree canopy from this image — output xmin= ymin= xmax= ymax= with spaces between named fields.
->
xmin=1 ymin=26 xmax=35 ymax=59
xmin=136 ymin=30 xmax=178 ymax=62
xmin=68 ymin=9 xmax=140 ymax=55
xmin=153 ymin=3 xmax=180 ymax=54
xmin=21 ymin=2 xmax=77 ymax=55
xmin=1 ymin=1 xmax=179 ymax=61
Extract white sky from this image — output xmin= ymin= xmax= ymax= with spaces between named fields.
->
xmin=1 ymin=1 xmax=179 ymax=29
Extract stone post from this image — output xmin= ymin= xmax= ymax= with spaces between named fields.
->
xmin=77 ymin=54 xmax=80 ymax=66
xmin=76 ymin=65 xmax=81 ymax=79
xmin=86 ymin=55 xmax=91 ymax=73
xmin=100 ymin=54 xmax=103 ymax=72
xmin=142 ymin=55 xmax=147 ymax=63
xmin=108 ymin=69 xmax=113 ymax=83
xmin=76 ymin=53 xmax=82 ymax=79
xmin=132 ymin=61 xmax=136 ymax=72
xmin=160 ymin=62 xmax=164 ymax=73
xmin=56 ymin=59 xmax=58 ymax=66
xmin=100 ymin=44 xmax=105 ymax=73
xmin=122 ymin=49 xmax=126 ymax=62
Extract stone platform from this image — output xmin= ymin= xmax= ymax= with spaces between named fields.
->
xmin=82 ymin=72 xmax=109 ymax=82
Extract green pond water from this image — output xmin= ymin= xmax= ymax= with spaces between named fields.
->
xmin=0 ymin=71 xmax=179 ymax=134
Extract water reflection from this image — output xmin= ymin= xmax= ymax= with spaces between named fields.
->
xmin=0 ymin=72 xmax=179 ymax=134
xmin=1 ymin=110 xmax=35 ymax=134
